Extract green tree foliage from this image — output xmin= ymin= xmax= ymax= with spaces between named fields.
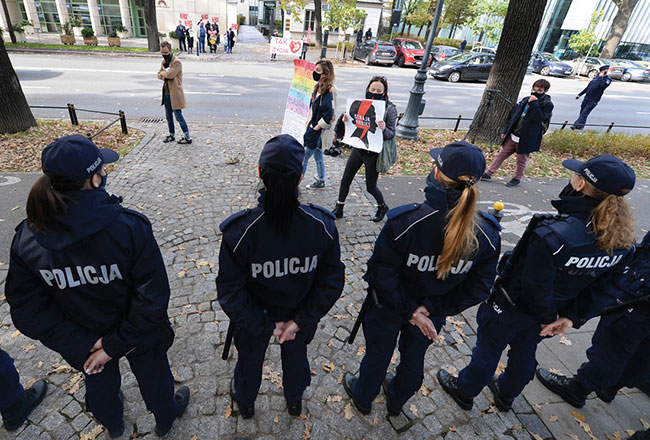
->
xmin=568 ymin=10 xmax=604 ymax=55
xmin=279 ymin=0 xmax=307 ymax=23
xmin=443 ymin=0 xmax=478 ymax=30
xmin=322 ymin=0 xmax=366 ymax=32
xmin=467 ymin=0 xmax=508 ymax=43
xmin=405 ymin=1 xmax=433 ymax=30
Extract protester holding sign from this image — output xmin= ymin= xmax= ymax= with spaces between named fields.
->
xmin=332 ymin=76 xmax=397 ymax=222
xmin=302 ymin=60 xmax=336 ymax=190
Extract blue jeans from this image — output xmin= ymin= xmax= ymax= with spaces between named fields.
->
xmin=302 ymin=136 xmax=325 ymax=181
xmin=457 ymin=301 xmax=543 ymax=399
xmin=163 ymin=94 xmax=190 ymax=139
xmin=0 ymin=349 xmax=23 ymax=412
xmin=227 ymin=42 xmax=233 ymax=53
xmin=573 ymin=99 xmax=598 ymax=128
xmin=198 ymin=37 xmax=206 ymax=53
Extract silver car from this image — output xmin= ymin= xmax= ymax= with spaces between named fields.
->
xmin=612 ymin=59 xmax=650 ymax=82
xmin=570 ymin=57 xmax=610 ymax=79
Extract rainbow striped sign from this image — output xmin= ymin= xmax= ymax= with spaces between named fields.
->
xmin=281 ymin=59 xmax=316 ymax=145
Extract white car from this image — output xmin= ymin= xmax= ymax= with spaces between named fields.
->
xmin=470 ymin=46 xmax=496 ymax=55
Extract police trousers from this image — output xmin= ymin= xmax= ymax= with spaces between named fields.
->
xmin=457 ymin=301 xmax=543 ymax=399
xmin=84 ymin=329 xmax=178 ymax=432
xmin=354 ymin=305 xmax=445 ymax=409
xmin=0 ymin=349 xmax=23 ymax=412
xmin=233 ymin=322 xmax=317 ymax=406
xmin=577 ymin=305 xmax=650 ymax=391
xmin=573 ymin=99 xmax=598 ymax=129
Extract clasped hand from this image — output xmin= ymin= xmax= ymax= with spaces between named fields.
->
xmin=539 ymin=317 xmax=573 ymax=337
xmin=84 ymin=337 xmax=112 ymax=375
xmin=273 ymin=320 xmax=300 ymax=343
xmin=409 ymin=305 xmax=438 ymax=341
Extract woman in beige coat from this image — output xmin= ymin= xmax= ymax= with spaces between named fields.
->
xmin=158 ymin=41 xmax=191 ymax=144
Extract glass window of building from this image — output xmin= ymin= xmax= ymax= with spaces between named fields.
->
xmin=304 ymin=10 xmax=314 ymax=32
xmin=97 ymin=0 xmax=123 ymax=34
xmin=34 ymin=0 xmax=61 ymax=32
xmin=66 ymin=0 xmax=92 ymax=28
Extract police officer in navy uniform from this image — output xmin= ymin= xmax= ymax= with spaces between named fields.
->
xmin=5 ymin=135 xmax=189 ymax=438
xmin=217 ymin=134 xmax=345 ymax=419
xmin=1 ymin=349 xmax=47 ymax=431
xmin=343 ymin=141 xmax=501 ymax=416
xmin=536 ymin=230 xmax=650 ymax=408
xmin=571 ymin=65 xmax=612 ymax=130
xmin=439 ymin=155 xmax=636 ymax=412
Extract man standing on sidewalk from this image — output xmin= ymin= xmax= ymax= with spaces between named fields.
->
xmin=175 ymin=21 xmax=187 ymax=52
xmin=571 ymin=65 xmax=611 ymax=130
xmin=158 ymin=41 xmax=192 ymax=144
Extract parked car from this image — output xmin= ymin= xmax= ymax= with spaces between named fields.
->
xmin=570 ymin=56 xmax=610 ymax=78
xmin=606 ymin=61 xmax=627 ymax=80
xmin=470 ymin=46 xmax=496 ymax=55
xmin=429 ymin=53 xmax=495 ymax=83
xmin=391 ymin=38 xmax=433 ymax=67
xmin=430 ymin=45 xmax=460 ymax=62
xmin=530 ymin=51 xmax=573 ymax=77
xmin=353 ymin=40 xmax=397 ymax=65
xmin=611 ymin=59 xmax=650 ymax=82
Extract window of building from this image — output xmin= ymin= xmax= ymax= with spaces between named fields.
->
xmin=34 ymin=0 xmax=61 ymax=32
xmin=97 ymin=0 xmax=123 ymax=34
xmin=17 ymin=3 xmax=28 ymax=21
xmin=66 ymin=0 xmax=92 ymax=28
xmin=304 ymin=10 xmax=314 ymax=32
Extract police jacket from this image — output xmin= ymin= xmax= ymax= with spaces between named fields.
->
xmin=364 ymin=174 xmax=501 ymax=319
xmin=5 ymin=190 xmax=172 ymax=371
xmin=216 ymin=191 xmax=345 ymax=337
xmin=505 ymin=197 xmax=631 ymax=326
xmin=502 ymin=95 xmax=553 ymax=155
xmin=578 ymin=75 xmax=612 ymax=103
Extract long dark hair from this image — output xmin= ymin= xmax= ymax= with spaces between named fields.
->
xmin=260 ymin=164 xmax=300 ymax=236
xmin=366 ymin=76 xmax=389 ymax=100
xmin=26 ymin=174 xmax=86 ymax=234
xmin=315 ymin=60 xmax=335 ymax=95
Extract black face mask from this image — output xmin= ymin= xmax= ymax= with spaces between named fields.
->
xmin=559 ymin=182 xmax=584 ymax=199
xmin=532 ymin=92 xmax=544 ymax=99
xmin=312 ymin=71 xmax=321 ymax=81
xmin=366 ymin=92 xmax=384 ymax=100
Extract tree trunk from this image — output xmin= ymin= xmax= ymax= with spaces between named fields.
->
xmin=314 ymin=0 xmax=322 ymax=49
xmin=0 ymin=38 xmax=37 ymax=133
xmin=466 ymin=0 xmax=547 ymax=145
xmin=143 ymin=0 xmax=159 ymax=52
xmin=407 ymin=23 xmax=412 ymax=35
xmin=600 ymin=0 xmax=640 ymax=59
xmin=400 ymin=17 xmax=407 ymax=35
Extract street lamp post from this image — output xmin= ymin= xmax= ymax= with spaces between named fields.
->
xmin=395 ymin=0 xmax=444 ymax=140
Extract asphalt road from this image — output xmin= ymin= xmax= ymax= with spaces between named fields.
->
xmin=9 ymin=53 xmax=650 ymax=132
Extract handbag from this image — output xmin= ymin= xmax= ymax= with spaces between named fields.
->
xmin=377 ymin=137 xmax=397 ymax=173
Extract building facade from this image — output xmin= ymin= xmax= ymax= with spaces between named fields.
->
xmin=0 ymin=0 xmax=254 ymax=37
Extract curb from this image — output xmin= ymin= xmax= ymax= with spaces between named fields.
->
xmin=6 ymin=47 xmax=160 ymax=58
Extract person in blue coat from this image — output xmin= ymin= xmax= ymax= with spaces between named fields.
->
xmin=482 ymin=79 xmax=553 ymax=187
xmin=198 ymin=21 xmax=206 ymax=53
xmin=439 ymin=155 xmax=637 ymax=412
xmin=536 ymin=230 xmax=650 ymax=408
xmin=1 ymin=349 xmax=47 ymax=432
xmin=5 ymin=136 xmax=189 ymax=438
xmin=571 ymin=65 xmax=612 ymax=130
xmin=343 ymin=141 xmax=502 ymax=417
xmin=217 ymin=134 xmax=345 ymax=419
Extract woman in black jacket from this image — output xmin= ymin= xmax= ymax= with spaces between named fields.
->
xmin=332 ymin=76 xmax=397 ymax=222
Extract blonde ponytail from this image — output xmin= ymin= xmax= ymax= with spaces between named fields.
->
xmin=436 ymin=171 xmax=480 ymax=280
xmin=591 ymin=192 xmax=636 ymax=253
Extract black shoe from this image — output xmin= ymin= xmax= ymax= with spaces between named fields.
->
xmin=481 ymin=173 xmax=492 ymax=181
xmin=628 ymin=428 xmax=650 ymax=440
xmin=109 ymin=421 xmax=125 ymax=439
xmin=332 ymin=203 xmax=344 ymax=219
xmin=163 ymin=135 xmax=175 ymax=143
xmin=1 ymin=379 xmax=48 ymax=432
xmin=535 ymin=368 xmax=589 ymax=408
xmin=381 ymin=373 xmax=401 ymax=417
xmin=287 ymin=400 xmax=302 ymax=417
xmin=437 ymin=369 xmax=473 ymax=410
xmin=638 ymin=382 xmax=650 ymax=397
xmin=488 ymin=376 xmax=513 ymax=412
xmin=505 ymin=178 xmax=520 ymax=187
xmin=229 ymin=378 xmax=254 ymax=419
xmin=177 ymin=137 xmax=192 ymax=145
xmin=595 ymin=385 xmax=619 ymax=403
xmin=155 ymin=386 xmax=190 ymax=436
xmin=373 ymin=204 xmax=389 ymax=223
xmin=306 ymin=179 xmax=325 ymax=190
xmin=343 ymin=373 xmax=371 ymax=415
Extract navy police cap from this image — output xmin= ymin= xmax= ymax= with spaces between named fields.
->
xmin=562 ymin=155 xmax=635 ymax=196
xmin=429 ymin=141 xmax=486 ymax=183
xmin=259 ymin=134 xmax=305 ymax=175
xmin=42 ymin=135 xmax=119 ymax=181
xmin=599 ymin=65 xmax=610 ymax=71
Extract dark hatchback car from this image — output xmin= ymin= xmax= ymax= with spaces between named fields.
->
xmin=530 ymin=51 xmax=573 ymax=77
xmin=429 ymin=53 xmax=495 ymax=82
xmin=353 ymin=40 xmax=397 ymax=65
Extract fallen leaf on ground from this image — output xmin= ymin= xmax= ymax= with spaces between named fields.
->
xmin=549 ymin=415 xmax=558 ymax=422
xmin=641 ymin=419 xmax=650 ymax=429
xmin=575 ymin=418 xmax=597 ymax=440
xmin=262 ymin=366 xmax=282 ymax=388
xmin=80 ymin=424 xmax=104 ymax=440
xmin=607 ymin=431 xmax=625 ymax=440
xmin=571 ymin=410 xmax=586 ymax=422
xmin=21 ymin=344 xmax=36 ymax=352
xmin=356 ymin=346 xmax=365 ymax=356
xmin=566 ymin=434 xmax=579 ymax=440
xmin=373 ymin=413 xmax=378 ymax=425
xmin=529 ymin=432 xmax=543 ymax=440
xmin=326 ymin=395 xmax=343 ymax=403
xmin=321 ymin=362 xmax=335 ymax=372
xmin=49 ymin=365 xmax=72 ymax=375
xmin=225 ymin=404 xmax=232 ymax=419
xmin=344 ymin=403 xmax=354 ymax=420
xmin=302 ymin=415 xmax=312 ymax=439
xmin=420 ymin=385 xmax=430 ymax=397
xmin=390 ymin=352 xmax=399 ymax=365
xmin=173 ymin=371 xmax=182 ymax=383
xmin=409 ymin=404 xmax=418 ymax=417
xmin=559 ymin=336 xmax=573 ymax=346
xmin=11 ymin=330 xmax=20 ymax=339
xmin=273 ymin=413 xmax=279 ymax=423
xmin=449 ymin=426 xmax=457 ymax=432
xmin=495 ymin=362 xmax=506 ymax=375
xmin=11 ymin=206 xmax=19 ymax=211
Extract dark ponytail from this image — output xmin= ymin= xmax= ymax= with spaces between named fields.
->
xmin=26 ymin=174 xmax=86 ymax=234
xmin=260 ymin=165 xmax=300 ymax=235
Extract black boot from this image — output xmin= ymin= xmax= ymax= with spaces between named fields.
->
xmin=155 ymin=386 xmax=190 ymax=436
xmin=437 ymin=369 xmax=473 ymax=410
xmin=628 ymin=428 xmax=650 ymax=440
xmin=381 ymin=372 xmax=401 ymax=417
xmin=373 ymin=204 xmax=389 ymax=223
xmin=487 ymin=375 xmax=513 ymax=412
xmin=343 ymin=373 xmax=371 ymax=415
xmin=1 ymin=379 xmax=48 ymax=432
xmin=595 ymin=384 xmax=620 ymax=403
xmin=287 ymin=399 xmax=302 ymax=417
xmin=535 ymin=368 xmax=590 ymax=408
xmin=229 ymin=378 xmax=254 ymax=419
xmin=332 ymin=203 xmax=344 ymax=219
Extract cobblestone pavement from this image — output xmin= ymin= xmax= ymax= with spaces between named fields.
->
xmin=1 ymin=124 xmax=649 ymax=440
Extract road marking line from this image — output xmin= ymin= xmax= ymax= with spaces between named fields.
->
xmin=185 ymin=91 xmax=241 ymax=96
xmin=22 ymin=86 xmax=51 ymax=89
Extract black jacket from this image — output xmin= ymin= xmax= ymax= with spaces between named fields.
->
xmin=216 ymin=192 xmax=345 ymax=336
xmin=5 ymin=190 xmax=172 ymax=370
xmin=502 ymin=94 xmax=553 ymax=155
xmin=579 ymin=75 xmax=612 ymax=103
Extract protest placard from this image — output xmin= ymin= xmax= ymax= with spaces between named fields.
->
xmin=343 ymin=98 xmax=386 ymax=153
xmin=270 ymin=37 xmax=304 ymax=58
xmin=281 ymin=59 xmax=316 ymax=145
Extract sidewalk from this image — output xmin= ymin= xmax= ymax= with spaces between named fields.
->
xmin=0 ymin=123 xmax=648 ymax=439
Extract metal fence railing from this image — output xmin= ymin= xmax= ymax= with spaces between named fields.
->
xmin=29 ymin=104 xmax=128 ymax=139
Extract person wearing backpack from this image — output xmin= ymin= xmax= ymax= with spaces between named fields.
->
xmin=536 ymin=231 xmax=650 ymax=408
xmin=481 ymin=79 xmax=553 ymax=187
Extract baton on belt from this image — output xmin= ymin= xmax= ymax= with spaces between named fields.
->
xmin=599 ymin=294 xmax=650 ymax=316
xmin=347 ymin=286 xmax=381 ymax=344
xmin=222 ymin=321 xmax=235 ymax=360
